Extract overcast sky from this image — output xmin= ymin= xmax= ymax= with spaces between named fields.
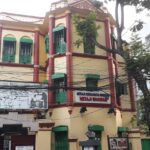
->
xmin=0 ymin=0 xmax=149 ymax=41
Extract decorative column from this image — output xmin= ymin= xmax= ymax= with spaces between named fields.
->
xmin=111 ymin=25 xmax=121 ymax=106
xmin=33 ymin=28 xmax=40 ymax=82
xmin=128 ymin=76 xmax=136 ymax=111
xmin=66 ymin=10 xmax=73 ymax=106
xmin=35 ymin=122 xmax=55 ymax=150
xmin=105 ymin=18 xmax=116 ymax=106
xmin=48 ymin=14 xmax=55 ymax=106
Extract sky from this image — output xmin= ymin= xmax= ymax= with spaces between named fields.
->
xmin=0 ymin=0 xmax=149 ymax=41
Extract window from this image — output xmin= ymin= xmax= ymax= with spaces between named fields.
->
xmin=89 ymin=125 xmax=104 ymax=150
xmin=85 ymin=74 xmax=100 ymax=90
xmin=116 ymin=80 xmax=128 ymax=97
xmin=52 ymin=126 xmax=69 ymax=150
xmin=52 ymin=73 xmax=67 ymax=104
xmin=84 ymin=36 xmax=95 ymax=54
xmin=19 ymin=37 xmax=33 ymax=64
xmin=53 ymin=26 xmax=66 ymax=54
xmin=45 ymin=34 xmax=49 ymax=53
xmin=2 ymin=37 xmax=16 ymax=63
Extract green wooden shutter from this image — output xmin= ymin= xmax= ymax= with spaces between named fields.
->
xmin=52 ymin=73 xmax=67 ymax=104
xmin=52 ymin=126 xmax=69 ymax=150
xmin=45 ymin=35 xmax=49 ymax=53
xmin=2 ymin=40 xmax=16 ymax=62
xmin=19 ymin=38 xmax=32 ymax=64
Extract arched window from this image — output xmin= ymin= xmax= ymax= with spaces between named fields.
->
xmin=2 ymin=35 xmax=16 ymax=63
xmin=19 ymin=36 xmax=33 ymax=64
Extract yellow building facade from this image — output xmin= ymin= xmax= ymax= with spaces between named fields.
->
xmin=0 ymin=0 xmax=144 ymax=150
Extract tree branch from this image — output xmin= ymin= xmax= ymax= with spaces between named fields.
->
xmin=93 ymin=38 xmax=125 ymax=57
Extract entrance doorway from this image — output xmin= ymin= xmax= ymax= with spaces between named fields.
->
xmin=0 ymin=124 xmax=35 ymax=150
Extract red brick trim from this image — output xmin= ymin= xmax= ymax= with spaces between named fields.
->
xmin=0 ymin=62 xmax=34 ymax=68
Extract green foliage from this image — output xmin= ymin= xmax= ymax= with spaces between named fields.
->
xmin=127 ymin=34 xmax=150 ymax=77
xmin=73 ymin=12 xmax=100 ymax=48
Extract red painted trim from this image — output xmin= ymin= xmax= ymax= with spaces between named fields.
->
xmin=39 ymin=122 xmax=55 ymax=128
xmin=105 ymin=18 xmax=116 ymax=106
xmin=54 ymin=53 xmax=66 ymax=58
xmin=0 ymin=12 xmax=44 ymax=19
xmin=48 ymin=16 xmax=55 ymax=106
xmin=68 ymin=139 xmax=78 ymax=142
xmin=121 ymin=108 xmax=136 ymax=112
xmin=66 ymin=12 xmax=73 ymax=106
xmin=0 ymin=62 xmax=34 ymax=68
xmin=118 ymin=61 xmax=125 ymax=64
xmin=3 ymin=27 xmax=35 ymax=33
xmin=128 ymin=130 xmax=141 ymax=134
xmin=72 ymin=52 xmax=108 ymax=60
xmin=33 ymin=30 xmax=39 ymax=82
xmin=55 ymin=15 xmax=67 ymax=20
xmin=49 ymin=103 xmax=111 ymax=108
xmin=44 ymin=53 xmax=108 ymax=71
xmin=11 ymin=135 xmax=35 ymax=150
xmin=52 ymin=52 xmax=108 ymax=60
xmin=74 ymin=103 xmax=111 ymax=108
xmin=128 ymin=76 xmax=136 ymax=111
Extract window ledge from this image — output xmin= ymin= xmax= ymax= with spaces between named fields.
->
xmin=0 ymin=62 xmax=34 ymax=68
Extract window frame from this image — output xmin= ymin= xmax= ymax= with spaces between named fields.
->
xmin=2 ymin=37 xmax=16 ymax=63
xmin=53 ymin=26 xmax=66 ymax=54
xmin=19 ymin=37 xmax=33 ymax=64
xmin=52 ymin=73 xmax=67 ymax=104
xmin=85 ymin=74 xmax=100 ymax=90
xmin=52 ymin=126 xmax=69 ymax=150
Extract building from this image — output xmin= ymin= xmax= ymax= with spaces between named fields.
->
xmin=0 ymin=0 xmax=143 ymax=150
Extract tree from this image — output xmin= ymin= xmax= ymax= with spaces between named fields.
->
xmin=74 ymin=0 xmax=150 ymax=133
